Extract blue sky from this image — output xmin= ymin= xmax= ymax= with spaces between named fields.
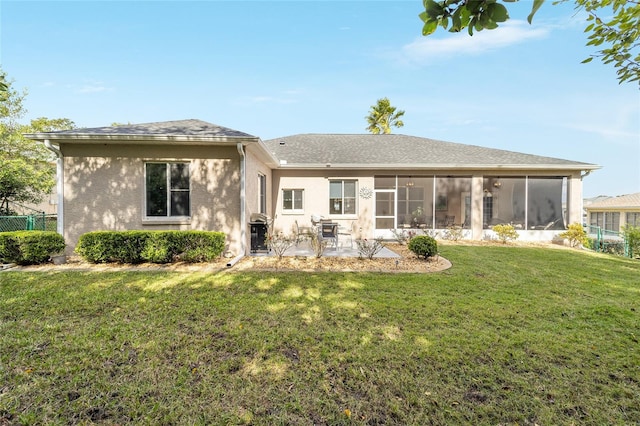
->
xmin=2 ymin=0 xmax=639 ymax=198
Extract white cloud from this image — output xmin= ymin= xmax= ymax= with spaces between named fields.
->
xmin=399 ymin=20 xmax=549 ymax=65
xmin=77 ymin=84 xmax=110 ymax=94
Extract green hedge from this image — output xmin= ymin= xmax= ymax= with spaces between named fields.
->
xmin=0 ymin=231 xmax=66 ymax=265
xmin=75 ymin=230 xmax=225 ymax=264
xmin=407 ymin=235 xmax=438 ymax=260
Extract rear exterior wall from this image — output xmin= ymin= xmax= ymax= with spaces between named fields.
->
xmin=60 ymin=143 xmax=242 ymax=256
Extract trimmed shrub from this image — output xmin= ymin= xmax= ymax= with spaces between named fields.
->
xmin=0 ymin=231 xmax=65 ymax=265
xmin=76 ymin=230 xmax=225 ymax=264
xmin=76 ymin=231 xmax=148 ymax=263
xmin=559 ymin=223 xmax=588 ymax=248
xmin=408 ymin=235 xmax=438 ymax=260
xmin=492 ymin=224 xmax=519 ymax=244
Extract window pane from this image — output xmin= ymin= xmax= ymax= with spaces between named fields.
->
xmin=283 ymin=190 xmax=293 ymax=210
xmin=293 ymin=190 xmax=303 ymax=210
xmin=376 ymin=218 xmax=394 ymax=229
xmin=344 ymin=181 xmax=356 ymax=198
xmin=435 ymin=176 xmax=471 ymax=228
xmin=375 ymin=192 xmax=394 ymax=216
xmin=170 ymin=163 xmax=189 ymax=189
xmin=590 ymin=212 xmax=603 ymax=228
xmin=329 ymin=181 xmax=342 ymax=198
xmin=146 ymin=163 xmax=167 ymax=216
xmin=330 ymin=198 xmax=342 ymax=215
xmin=259 ymin=174 xmax=267 ymax=214
xmin=375 ymin=176 xmax=395 ymax=189
xmin=605 ymin=212 xmax=620 ymax=232
xmin=527 ymin=177 xmax=565 ymax=229
xmin=344 ymin=196 xmax=356 ymax=214
xmin=170 ymin=191 xmax=190 ymax=216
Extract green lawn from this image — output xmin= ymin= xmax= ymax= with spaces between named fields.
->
xmin=1 ymin=245 xmax=638 ymax=425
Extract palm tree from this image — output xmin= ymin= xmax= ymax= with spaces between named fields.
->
xmin=365 ymin=97 xmax=405 ymax=134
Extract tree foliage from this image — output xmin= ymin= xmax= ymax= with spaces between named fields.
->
xmin=578 ymin=0 xmax=640 ymax=85
xmin=419 ymin=0 xmax=640 ymax=86
xmin=365 ymin=97 xmax=405 ymax=135
xmin=0 ymin=68 xmax=75 ymax=215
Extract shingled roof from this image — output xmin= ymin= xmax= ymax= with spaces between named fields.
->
xmin=586 ymin=192 xmax=640 ymax=209
xmin=25 ymin=119 xmax=258 ymax=141
xmin=264 ymin=134 xmax=599 ymax=171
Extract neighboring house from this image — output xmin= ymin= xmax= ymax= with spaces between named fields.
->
xmin=585 ymin=192 xmax=640 ymax=232
xmin=24 ymin=119 xmax=600 ymax=256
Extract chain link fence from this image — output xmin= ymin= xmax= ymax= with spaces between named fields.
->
xmin=586 ymin=225 xmax=630 ymax=258
xmin=0 ymin=214 xmax=57 ymax=233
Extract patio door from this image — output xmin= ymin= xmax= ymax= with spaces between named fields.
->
xmin=374 ymin=189 xmax=396 ymax=230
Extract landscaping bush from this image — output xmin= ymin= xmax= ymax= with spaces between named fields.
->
xmin=559 ymin=222 xmax=589 ymax=248
xmin=622 ymin=224 xmax=640 ymax=258
xmin=390 ymin=229 xmax=416 ymax=245
xmin=442 ymin=225 xmax=464 ymax=241
xmin=172 ymin=231 xmax=225 ymax=262
xmin=355 ymin=237 xmax=385 ymax=260
xmin=76 ymin=230 xmax=225 ymax=264
xmin=265 ymin=232 xmax=294 ymax=260
xmin=492 ymin=223 xmax=519 ymax=244
xmin=407 ymin=235 xmax=438 ymax=260
xmin=76 ymin=231 xmax=148 ymax=263
xmin=0 ymin=231 xmax=65 ymax=265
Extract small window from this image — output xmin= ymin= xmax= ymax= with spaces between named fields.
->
xmin=605 ymin=212 xmax=620 ymax=232
xmin=145 ymin=162 xmax=190 ymax=218
xmin=283 ymin=189 xmax=304 ymax=213
xmin=627 ymin=212 xmax=640 ymax=227
xmin=329 ymin=180 xmax=356 ymax=215
xmin=258 ymin=174 xmax=267 ymax=214
xmin=590 ymin=212 xmax=604 ymax=228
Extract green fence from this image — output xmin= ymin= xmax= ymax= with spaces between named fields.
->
xmin=586 ymin=225 xmax=630 ymax=257
xmin=0 ymin=214 xmax=57 ymax=233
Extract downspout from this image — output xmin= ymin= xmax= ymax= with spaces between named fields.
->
xmin=227 ymin=143 xmax=246 ymax=267
xmin=44 ymin=140 xmax=63 ymax=235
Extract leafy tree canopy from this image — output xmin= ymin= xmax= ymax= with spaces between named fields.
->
xmin=419 ymin=0 xmax=640 ymax=86
xmin=365 ymin=97 xmax=406 ymax=135
xmin=0 ymin=68 xmax=75 ymax=215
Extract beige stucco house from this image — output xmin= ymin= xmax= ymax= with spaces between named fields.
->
xmin=585 ymin=192 xmax=640 ymax=232
xmin=24 ymin=119 xmax=600 ymax=256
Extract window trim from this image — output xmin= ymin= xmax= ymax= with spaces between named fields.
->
xmin=282 ymin=188 xmax=304 ymax=214
xmin=143 ymin=161 xmax=192 ymax=223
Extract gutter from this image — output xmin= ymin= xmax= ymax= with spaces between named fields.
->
xmin=227 ymin=143 xmax=246 ymax=268
xmin=44 ymin=140 xmax=63 ymax=235
xmin=274 ymin=163 xmax=602 ymax=171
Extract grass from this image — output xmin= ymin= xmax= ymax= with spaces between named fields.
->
xmin=1 ymin=245 xmax=639 ymax=425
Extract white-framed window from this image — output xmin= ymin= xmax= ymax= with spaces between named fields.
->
xmin=605 ymin=212 xmax=620 ymax=232
xmin=282 ymin=189 xmax=304 ymax=213
xmin=145 ymin=162 xmax=191 ymax=218
xmin=258 ymin=173 xmax=267 ymax=214
xmin=626 ymin=212 xmax=640 ymax=227
xmin=329 ymin=180 xmax=357 ymax=215
xmin=590 ymin=212 xmax=604 ymax=228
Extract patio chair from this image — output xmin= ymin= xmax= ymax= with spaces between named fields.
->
xmin=294 ymin=220 xmax=313 ymax=245
xmin=337 ymin=222 xmax=354 ymax=249
xmin=320 ymin=222 xmax=338 ymax=249
xmin=444 ymin=215 xmax=456 ymax=227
